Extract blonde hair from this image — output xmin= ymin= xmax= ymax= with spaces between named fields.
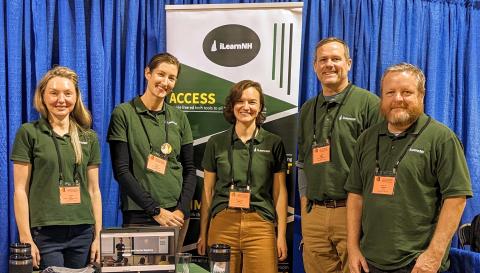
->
xmin=34 ymin=66 xmax=92 ymax=163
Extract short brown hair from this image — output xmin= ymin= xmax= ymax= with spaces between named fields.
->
xmin=381 ymin=63 xmax=426 ymax=95
xmin=146 ymin=52 xmax=181 ymax=76
xmin=314 ymin=37 xmax=351 ymax=61
xmin=223 ymin=80 xmax=266 ymax=125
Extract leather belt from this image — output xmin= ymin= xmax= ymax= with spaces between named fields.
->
xmin=313 ymin=199 xmax=346 ymax=208
xmin=226 ymin=207 xmax=256 ymax=213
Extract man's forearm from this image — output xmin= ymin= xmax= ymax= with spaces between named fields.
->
xmin=427 ymin=197 xmax=466 ymax=257
xmin=347 ymin=193 xmax=364 ymax=250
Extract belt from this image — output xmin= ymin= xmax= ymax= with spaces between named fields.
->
xmin=226 ymin=207 xmax=256 ymax=213
xmin=313 ymin=199 xmax=346 ymax=208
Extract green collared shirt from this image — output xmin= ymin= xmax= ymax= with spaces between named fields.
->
xmin=202 ymin=126 xmax=287 ymax=222
xmin=345 ymin=114 xmax=473 ymax=271
xmin=298 ymin=84 xmax=381 ymax=201
xmin=10 ymin=118 xmax=101 ymax=227
xmin=108 ymin=96 xmax=193 ymax=211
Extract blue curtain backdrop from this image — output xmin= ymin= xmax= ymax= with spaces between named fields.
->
xmin=0 ymin=0 xmax=479 ymax=272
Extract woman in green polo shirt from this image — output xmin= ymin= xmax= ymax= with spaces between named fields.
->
xmin=11 ymin=66 xmax=102 ymax=270
xmin=107 ymin=53 xmax=196 ymax=250
xmin=197 ymin=80 xmax=288 ymax=273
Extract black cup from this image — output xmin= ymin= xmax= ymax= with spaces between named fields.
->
xmin=9 ymin=254 xmax=32 ymax=273
xmin=209 ymin=244 xmax=230 ymax=273
xmin=10 ymin=243 xmax=31 ymax=256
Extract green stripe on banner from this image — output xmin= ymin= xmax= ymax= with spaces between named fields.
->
xmin=288 ymin=23 xmax=293 ymax=95
xmin=280 ymin=23 xmax=285 ymax=88
xmin=272 ymin=23 xmax=277 ymax=80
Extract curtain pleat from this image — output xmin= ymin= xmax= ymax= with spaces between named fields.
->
xmin=1 ymin=1 xmax=479 ymax=272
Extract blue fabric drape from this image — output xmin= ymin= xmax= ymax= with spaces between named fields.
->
xmin=0 ymin=1 xmax=479 ymax=272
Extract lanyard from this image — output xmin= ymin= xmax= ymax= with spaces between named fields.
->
xmin=135 ymin=101 xmax=169 ymax=152
xmin=375 ymin=116 xmax=431 ymax=174
xmin=312 ymin=84 xmax=352 ymax=145
xmin=49 ymin=127 xmax=80 ymax=184
xmin=228 ymin=127 xmax=257 ymax=188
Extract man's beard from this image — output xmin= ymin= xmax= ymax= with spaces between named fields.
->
xmin=381 ymin=101 xmax=423 ymax=128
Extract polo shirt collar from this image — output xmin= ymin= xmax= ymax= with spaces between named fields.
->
xmin=132 ymin=96 xmax=167 ymax=116
xmin=379 ymin=113 xmax=429 ymax=138
xmin=38 ymin=117 xmax=71 ymax=137
xmin=39 ymin=117 xmax=52 ymax=134
xmin=230 ymin=125 xmax=265 ymax=144
xmin=318 ymin=82 xmax=353 ymax=106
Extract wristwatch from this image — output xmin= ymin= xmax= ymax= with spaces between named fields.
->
xmin=148 ymin=207 xmax=161 ymax=217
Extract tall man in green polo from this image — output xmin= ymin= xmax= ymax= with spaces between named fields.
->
xmin=298 ymin=37 xmax=381 ymax=273
xmin=345 ymin=63 xmax=472 ymax=273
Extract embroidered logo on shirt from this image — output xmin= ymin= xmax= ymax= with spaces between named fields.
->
xmin=338 ymin=115 xmax=356 ymax=121
xmin=166 ymin=121 xmax=178 ymax=126
xmin=80 ymin=141 xmax=88 ymax=145
xmin=409 ymin=148 xmax=425 ymax=154
xmin=254 ymin=147 xmax=270 ymax=153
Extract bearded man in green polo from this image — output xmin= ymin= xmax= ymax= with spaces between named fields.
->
xmin=345 ymin=63 xmax=472 ymax=273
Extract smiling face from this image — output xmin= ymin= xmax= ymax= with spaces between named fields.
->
xmin=144 ymin=62 xmax=179 ymax=100
xmin=233 ymin=87 xmax=262 ymax=126
xmin=314 ymin=41 xmax=352 ymax=95
xmin=381 ymin=71 xmax=424 ymax=131
xmin=42 ymin=76 xmax=77 ymax=121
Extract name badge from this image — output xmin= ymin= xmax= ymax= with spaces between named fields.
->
xmin=228 ymin=188 xmax=251 ymax=209
xmin=372 ymin=175 xmax=396 ymax=195
xmin=146 ymin=154 xmax=167 ymax=175
xmin=59 ymin=185 xmax=81 ymax=204
xmin=312 ymin=144 xmax=330 ymax=164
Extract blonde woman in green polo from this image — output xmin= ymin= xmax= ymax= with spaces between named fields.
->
xmin=11 ymin=66 xmax=102 ymax=270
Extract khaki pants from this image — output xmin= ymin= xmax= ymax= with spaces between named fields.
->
xmin=208 ymin=209 xmax=277 ymax=273
xmin=302 ymin=205 xmax=349 ymax=273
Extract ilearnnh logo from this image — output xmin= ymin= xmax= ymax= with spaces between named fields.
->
xmin=203 ymin=24 xmax=261 ymax=67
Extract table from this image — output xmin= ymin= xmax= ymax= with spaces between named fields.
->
xmin=34 ymin=263 xmax=209 ymax=273
xmin=190 ymin=263 xmax=209 ymax=273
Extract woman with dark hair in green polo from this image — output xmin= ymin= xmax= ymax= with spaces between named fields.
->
xmin=197 ymin=80 xmax=288 ymax=273
xmin=108 ymin=53 xmax=196 ymax=250
xmin=11 ymin=66 xmax=102 ymax=269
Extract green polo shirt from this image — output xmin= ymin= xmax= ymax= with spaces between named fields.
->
xmin=298 ymin=84 xmax=380 ymax=201
xmin=345 ymin=114 xmax=473 ymax=271
xmin=108 ymin=96 xmax=193 ymax=211
xmin=10 ymin=118 xmax=101 ymax=227
xmin=202 ymin=127 xmax=287 ymax=222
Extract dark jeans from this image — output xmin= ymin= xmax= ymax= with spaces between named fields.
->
xmin=32 ymin=224 xmax=93 ymax=270
xmin=363 ymin=261 xmax=415 ymax=273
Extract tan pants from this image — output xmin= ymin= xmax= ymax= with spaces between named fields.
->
xmin=302 ymin=205 xmax=349 ymax=273
xmin=208 ymin=209 xmax=277 ymax=273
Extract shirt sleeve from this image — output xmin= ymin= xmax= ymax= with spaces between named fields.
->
xmin=296 ymin=162 xmax=307 ymax=197
xmin=344 ymin=136 xmax=364 ymax=194
xmin=436 ymin=134 xmax=473 ymax=198
xmin=108 ymin=106 xmax=128 ymax=142
xmin=10 ymin=124 xmax=33 ymax=163
xmin=87 ymin=131 xmax=102 ymax=165
xmin=297 ymin=104 xmax=307 ymax=163
xmin=272 ymin=137 xmax=287 ymax=173
xmin=109 ymin=140 xmax=159 ymax=214
xmin=176 ymin=143 xmax=197 ymax=219
xmin=364 ymin=94 xmax=382 ymax=129
xmin=180 ymin=112 xmax=193 ymax=145
xmin=202 ymin=138 xmax=217 ymax=172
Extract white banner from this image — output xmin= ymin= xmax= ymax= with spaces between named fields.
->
xmin=166 ymin=3 xmax=303 ymax=272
